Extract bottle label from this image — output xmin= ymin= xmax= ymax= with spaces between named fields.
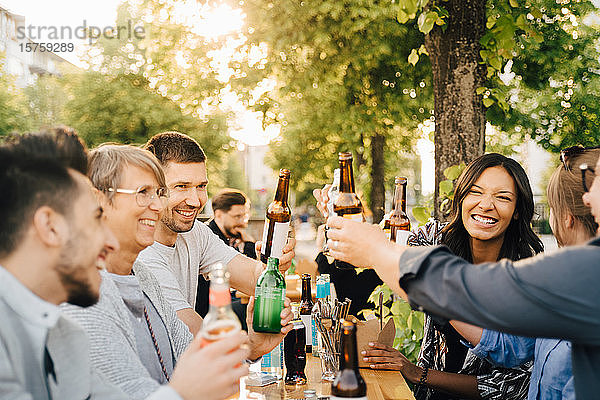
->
xmin=395 ymin=230 xmax=411 ymax=245
xmin=300 ymin=314 xmax=312 ymax=344
xmin=209 ymin=288 xmax=231 ymax=307
xmin=342 ymin=213 xmax=363 ymax=222
xmin=330 ymin=397 xmax=367 ymax=400
xmin=311 ymin=317 xmax=318 ymax=347
xmin=316 ymin=283 xmax=329 ymax=298
xmin=261 ymin=221 xmax=290 ymax=259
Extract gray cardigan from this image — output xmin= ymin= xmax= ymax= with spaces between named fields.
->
xmin=62 ymin=262 xmax=192 ymax=400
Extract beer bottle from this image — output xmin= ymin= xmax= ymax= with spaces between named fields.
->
xmin=199 ymin=263 xmax=242 ymax=347
xmin=253 ymin=257 xmax=286 ymax=333
xmin=299 ymin=274 xmax=314 ymax=353
xmin=331 ymin=320 xmax=367 ymax=399
xmin=333 ymin=152 xmax=363 ymax=269
xmin=260 ymin=169 xmax=291 ymax=263
xmin=284 ymin=304 xmax=307 ymax=385
xmin=389 ymin=177 xmax=411 ymax=245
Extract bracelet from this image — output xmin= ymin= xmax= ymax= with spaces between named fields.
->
xmin=419 ymin=366 xmax=429 ymax=386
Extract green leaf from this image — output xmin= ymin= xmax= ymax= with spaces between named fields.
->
xmin=530 ymin=7 xmax=543 ymax=19
xmin=408 ymin=49 xmax=419 ymax=65
xmin=412 ymin=206 xmax=431 ymax=224
xmin=476 ymin=87 xmax=487 ymax=95
xmin=439 ymin=179 xmax=454 ymax=196
xmin=509 ymin=0 xmax=518 ymax=8
xmin=515 ymin=14 xmax=528 ymax=30
xmin=486 ymin=16 xmax=497 ymax=29
xmin=489 ymin=56 xmax=502 ymax=70
xmin=418 ymin=44 xmax=428 ymax=56
xmin=418 ymin=11 xmax=438 ymax=35
xmin=483 ymin=97 xmax=495 ymax=108
xmin=443 ymin=164 xmax=462 ymax=180
xmin=397 ymin=9 xmax=411 ymax=24
xmin=402 ymin=0 xmax=419 ymax=16
xmin=409 ymin=311 xmax=423 ymax=332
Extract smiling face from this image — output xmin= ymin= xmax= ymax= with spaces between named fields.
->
xmin=55 ymin=173 xmax=119 ymax=307
xmin=102 ymin=165 xmax=164 ymax=255
xmin=161 ymin=162 xmax=208 ymax=233
xmin=461 ymin=166 xmax=518 ymax=243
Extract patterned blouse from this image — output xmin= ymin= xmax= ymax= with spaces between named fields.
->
xmin=408 ymin=220 xmax=532 ymax=400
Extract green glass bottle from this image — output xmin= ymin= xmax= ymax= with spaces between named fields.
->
xmin=253 ymin=257 xmax=286 ymax=333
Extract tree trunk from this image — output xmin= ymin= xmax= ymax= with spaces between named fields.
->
xmin=370 ymin=131 xmax=385 ymax=224
xmin=425 ymin=0 xmax=487 ymax=220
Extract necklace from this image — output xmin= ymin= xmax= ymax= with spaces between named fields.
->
xmin=143 ymin=306 xmax=171 ymax=382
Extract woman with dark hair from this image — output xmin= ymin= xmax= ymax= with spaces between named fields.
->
xmin=449 ymin=147 xmax=600 ymax=400
xmin=354 ymin=153 xmax=542 ymax=400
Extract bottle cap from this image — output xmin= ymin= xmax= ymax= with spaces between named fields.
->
xmin=338 ymin=152 xmax=353 ymax=160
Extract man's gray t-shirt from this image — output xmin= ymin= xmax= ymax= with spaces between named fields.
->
xmin=136 ymin=221 xmax=239 ymax=311
xmin=109 ymin=273 xmax=174 ymax=384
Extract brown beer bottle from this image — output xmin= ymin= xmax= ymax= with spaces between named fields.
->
xmin=260 ymin=169 xmax=291 ymax=263
xmin=331 ymin=320 xmax=367 ymax=399
xmin=389 ymin=176 xmax=411 ymax=245
xmin=333 ymin=152 xmax=363 ymax=270
xmin=299 ymin=274 xmax=314 ymax=353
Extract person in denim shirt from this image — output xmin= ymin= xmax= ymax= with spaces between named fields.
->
xmin=452 ymin=147 xmax=600 ymax=400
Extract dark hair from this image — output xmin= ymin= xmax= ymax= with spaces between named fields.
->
xmin=0 ymin=130 xmax=85 ymax=257
xmin=145 ymin=131 xmax=206 ymax=165
xmin=212 ymin=189 xmax=249 ymax=212
xmin=441 ymin=153 xmax=543 ymax=262
xmin=4 ymin=126 xmax=88 ymax=174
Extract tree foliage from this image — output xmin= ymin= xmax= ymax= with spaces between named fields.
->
xmin=0 ymin=55 xmax=30 ymax=137
xmin=232 ymin=0 xmax=433 ymax=216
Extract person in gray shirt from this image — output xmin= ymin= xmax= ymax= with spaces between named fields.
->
xmin=63 ymin=144 xmax=255 ymax=400
xmin=323 ymin=151 xmax=600 ymax=400
xmin=0 ymin=129 xmax=128 ymax=400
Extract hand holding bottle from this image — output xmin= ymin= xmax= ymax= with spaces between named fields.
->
xmin=169 ymin=331 xmax=249 ymax=400
xmin=246 ymin=296 xmax=294 ymax=360
xmin=313 ymin=184 xmax=333 ymax=217
xmin=255 ymin=238 xmax=296 ymax=273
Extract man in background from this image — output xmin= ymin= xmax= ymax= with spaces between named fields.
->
xmin=209 ymin=189 xmax=256 ymax=259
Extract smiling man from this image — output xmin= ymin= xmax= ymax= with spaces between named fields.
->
xmin=0 ymin=130 xmax=125 ymax=399
xmin=62 ymin=144 xmax=251 ymax=400
xmin=139 ymin=131 xmax=295 ymax=342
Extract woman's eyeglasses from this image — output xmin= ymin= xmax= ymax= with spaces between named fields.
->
xmin=579 ymin=163 xmax=597 ymax=193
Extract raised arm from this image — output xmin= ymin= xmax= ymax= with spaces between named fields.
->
xmin=397 ymin=243 xmax=600 ymax=343
xmin=326 ymin=216 xmax=600 ymax=344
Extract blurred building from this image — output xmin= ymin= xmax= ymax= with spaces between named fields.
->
xmin=0 ymin=5 xmax=72 ymax=87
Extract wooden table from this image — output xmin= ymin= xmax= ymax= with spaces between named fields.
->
xmin=232 ymin=355 xmax=415 ymax=400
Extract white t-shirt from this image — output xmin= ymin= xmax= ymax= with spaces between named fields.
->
xmin=136 ymin=221 xmax=239 ymax=311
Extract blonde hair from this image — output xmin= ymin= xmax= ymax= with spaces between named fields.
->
xmin=547 ymin=149 xmax=600 ymax=245
xmin=88 ymin=143 xmax=166 ymax=202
